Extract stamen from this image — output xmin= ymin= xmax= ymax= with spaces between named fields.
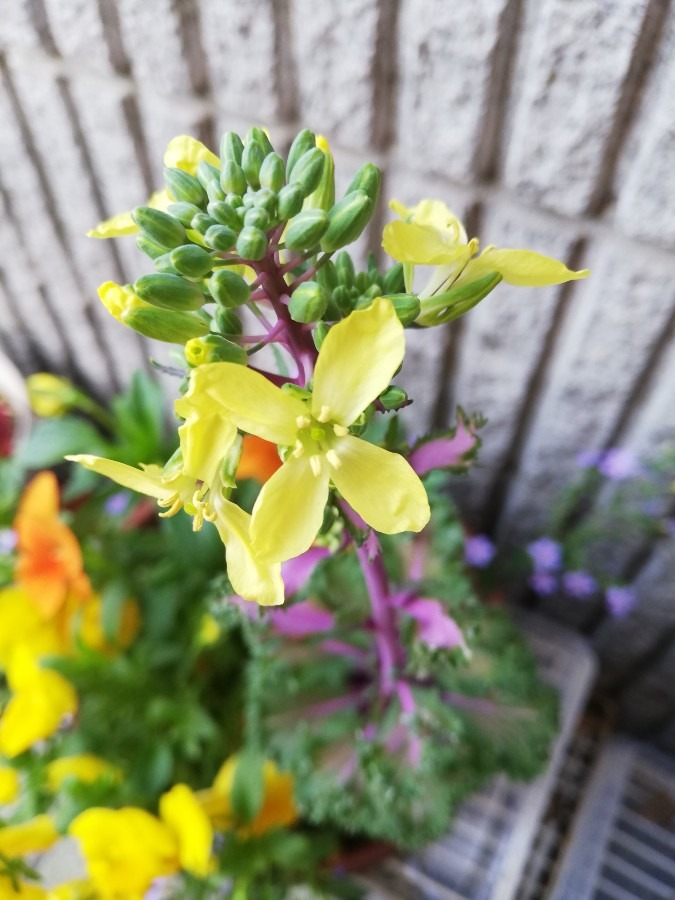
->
xmin=325 ymin=449 xmax=342 ymax=470
xmin=203 ymin=508 xmax=217 ymax=523
xmin=192 ymin=511 xmax=204 ymax=532
xmin=157 ymin=492 xmax=182 ymax=518
xmin=317 ymin=405 xmax=331 ymax=423
xmin=309 ymin=455 xmax=322 ymax=477
xmin=292 ymin=439 xmax=305 ymax=458
xmin=296 ymin=415 xmax=311 ymax=429
xmin=333 ymin=424 xmax=349 ymax=437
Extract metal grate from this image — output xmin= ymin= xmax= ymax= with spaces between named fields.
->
xmin=363 ymin=614 xmax=597 ymax=900
xmin=549 ymin=737 xmax=675 ymax=900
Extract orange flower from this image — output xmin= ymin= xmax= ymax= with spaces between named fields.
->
xmin=236 ymin=435 xmax=282 ymax=483
xmin=14 ymin=472 xmax=91 ymax=619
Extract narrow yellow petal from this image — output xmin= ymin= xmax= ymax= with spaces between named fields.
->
xmin=65 ymin=456 xmax=172 ymax=501
xmin=330 ymin=436 xmax=430 ymax=534
xmin=163 ymin=136 xmax=220 ymax=175
xmin=382 ymin=220 xmax=469 ymax=265
xmin=187 ymin=363 xmax=305 ymax=446
xmin=212 ymin=497 xmax=284 ymax=606
xmin=0 ymin=814 xmax=59 ymax=857
xmin=251 ymin=456 xmax=330 ymax=563
xmin=312 ymin=298 xmax=405 ymax=426
xmin=0 ymin=766 xmax=20 ymax=803
xmin=467 ymin=248 xmax=590 ymax=287
xmin=160 ymin=784 xmax=213 ymax=877
xmin=87 ymin=211 xmax=138 ymax=239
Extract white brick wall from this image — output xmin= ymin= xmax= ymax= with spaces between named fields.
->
xmin=1 ymin=0 xmax=675 ymax=720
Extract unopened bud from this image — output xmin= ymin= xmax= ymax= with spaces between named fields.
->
xmin=124 ymin=307 xmax=209 ymax=343
xmin=242 ymin=140 xmax=265 ymax=190
xmin=208 ymin=269 xmax=251 ymax=308
xmin=316 ymin=260 xmax=338 ymax=292
xmin=196 ymin=161 xmax=226 ymax=202
xmin=134 ymin=273 xmax=206 ymax=311
xmin=190 ymin=213 xmax=217 ymax=235
xmin=153 ymin=252 xmax=180 ymax=275
xmin=163 ymin=167 xmax=207 ymax=207
xmin=170 ymin=244 xmax=214 ymax=278
xmin=259 ymin=152 xmax=284 ymax=193
xmin=214 ymin=306 xmax=243 ymax=336
xmin=335 ymin=251 xmax=355 ymax=286
xmin=332 ymin=284 xmax=354 ymax=316
xmin=236 ymin=225 xmax=267 ymax=260
xmin=168 ymin=202 xmax=204 ymax=227
xmin=247 ymin=127 xmax=274 ymax=155
xmin=379 ymin=386 xmax=408 ymax=411
xmin=136 ymin=235 xmax=169 ymax=260
xmin=286 ymin=129 xmax=316 ymax=179
xmin=355 ymin=293 xmax=420 ymax=326
xmin=277 ymin=183 xmax=304 ymax=220
xmin=289 ymin=147 xmax=325 ymax=198
xmin=132 ymin=206 xmax=186 ymax=250
xmin=220 ymin=159 xmax=247 ymax=196
xmin=98 ymin=281 xmax=150 ymax=322
xmin=288 ymin=281 xmax=329 ymax=323
xmin=312 ymin=321 xmax=330 ymax=350
xmin=207 ymin=201 xmax=241 ymax=231
xmin=345 ymin=162 xmax=381 ymax=206
xmin=303 ymin=135 xmax=335 ymax=212
xmin=185 ymin=334 xmax=248 ymax=366
xmin=220 ymin=131 xmax=244 ymax=165
xmin=383 ymin=262 xmax=405 ymax=294
xmin=26 ymin=373 xmax=79 ymax=417
xmin=417 ymin=272 xmax=502 ymax=326
xmin=244 ymin=207 xmax=270 ymax=231
xmin=284 ymin=209 xmax=329 ymax=250
xmin=320 ymin=190 xmax=372 ymax=252
xmin=204 ymin=224 xmax=237 ymax=251
xmin=252 ymin=188 xmax=277 ymax=214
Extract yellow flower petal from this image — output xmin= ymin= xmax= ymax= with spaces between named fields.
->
xmin=382 ymin=219 xmax=471 ymax=266
xmin=209 ymin=756 xmax=298 ymax=836
xmin=251 ymin=455 xmax=330 ymax=563
xmin=330 ymin=435 xmax=430 ymax=534
xmin=0 ymin=766 xmax=19 ymax=804
xmin=212 ymin=497 xmax=284 ymax=606
xmin=46 ymin=755 xmax=121 ymax=793
xmin=87 ymin=211 xmax=137 ymax=239
xmin=65 ymin=456 xmax=172 ymax=501
xmin=0 ymin=814 xmax=59 ymax=857
xmin=97 ymin=281 xmax=150 ymax=324
xmin=0 ymin=874 xmax=48 ymax=898
xmin=0 ymin=587 xmax=65 ymax=669
xmin=401 ymin=199 xmax=467 ymax=242
xmin=189 ymin=363 xmax=304 ymax=446
xmin=163 ymin=136 xmax=220 ymax=175
xmin=160 ymin=784 xmax=213 ymax=877
xmin=466 ymin=248 xmax=590 ymax=287
xmin=69 ymin=808 xmax=178 ymax=897
xmin=312 ymin=298 xmax=405 ymax=426
xmin=175 ymin=384 xmax=238 ymax=486
xmin=47 ymin=879 xmax=99 ymax=900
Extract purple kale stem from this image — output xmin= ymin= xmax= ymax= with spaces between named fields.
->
xmin=355 ymin=537 xmax=400 ymax=698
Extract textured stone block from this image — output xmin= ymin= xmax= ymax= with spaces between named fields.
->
xmin=199 ymin=0 xmax=279 ymax=122
xmin=501 ymin=236 xmax=675 ymax=540
xmin=41 ymin=0 xmax=113 ymax=72
xmin=0 ymin=0 xmax=42 ymax=52
xmin=503 ymin=0 xmax=648 ymax=216
xmin=116 ymin=0 xmax=191 ymax=96
xmin=613 ymin=13 xmax=675 ymax=249
xmin=290 ymin=0 xmax=379 ymax=148
xmin=395 ymin=0 xmax=510 ymax=181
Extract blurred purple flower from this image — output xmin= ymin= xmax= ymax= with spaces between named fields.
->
xmin=598 ymin=448 xmax=641 ymax=481
xmin=104 ymin=492 xmax=129 ymax=516
xmin=527 ymin=537 xmax=562 ymax=572
xmin=406 ymin=599 xmax=466 ymax=651
xmin=576 ymin=450 xmax=602 ymax=469
xmin=464 ymin=535 xmax=495 ymax=568
xmin=563 ymin=570 xmax=597 ymax=599
xmin=529 ymin=571 xmax=557 ymax=596
xmin=281 ymin=546 xmax=330 ymax=597
xmin=270 ymin=600 xmax=335 ymax=637
xmin=605 ymin=585 xmax=636 ymax=618
xmin=0 ymin=528 xmax=17 ymax=554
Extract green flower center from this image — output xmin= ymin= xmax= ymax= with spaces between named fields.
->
xmin=291 ymin=405 xmax=348 ymax=476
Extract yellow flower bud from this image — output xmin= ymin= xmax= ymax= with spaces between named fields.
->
xmin=26 ymin=373 xmax=79 ymax=418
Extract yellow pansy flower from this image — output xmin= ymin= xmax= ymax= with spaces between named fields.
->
xmin=0 ymin=765 xmax=19 ymax=804
xmin=0 ymin=587 xmax=66 ymax=670
xmin=69 ymin=784 xmax=212 ymax=897
xmin=45 ymin=754 xmax=122 ymax=793
xmin=383 ymin=199 xmax=589 ymax=325
xmin=196 ymin=756 xmax=298 ymax=836
xmin=0 ymin=646 xmax=77 ymax=758
xmin=185 ymin=299 xmax=430 ymax=564
xmin=0 ymin=814 xmax=59 ymax=857
xmin=65 ymin=455 xmax=283 ymax=607
xmin=47 ymin=880 xmax=99 ymax=899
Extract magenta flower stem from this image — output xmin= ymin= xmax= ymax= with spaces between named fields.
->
xmin=355 ymin=538 xmax=400 ymax=697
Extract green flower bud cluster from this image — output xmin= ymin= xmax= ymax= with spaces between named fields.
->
xmin=290 ymin=252 xmax=419 ymax=327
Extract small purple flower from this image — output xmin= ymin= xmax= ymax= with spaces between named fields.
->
xmin=406 ymin=598 xmax=466 ymax=651
xmin=563 ymin=570 xmax=597 ymax=599
xmin=605 ymin=585 xmax=637 ymax=618
xmin=576 ymin=449 xmax=602 ymax=469
xmin=104 ymin=492 xmax=129 ymax=516
xmin=598 ymin=448 xmax=641 ymax=481
xmin=527 ymin=537 xmax=562 ymax=572
xmin=464 ymin=535 xmax=495 ymax=568
xmin=0 ymin=528 xmax=17 ymax=554
xmin=529 ymin=571 xmax=557 ymax=596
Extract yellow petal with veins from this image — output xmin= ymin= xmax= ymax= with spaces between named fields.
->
xmin=465 ymin=248 xmax=590 ymax=287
